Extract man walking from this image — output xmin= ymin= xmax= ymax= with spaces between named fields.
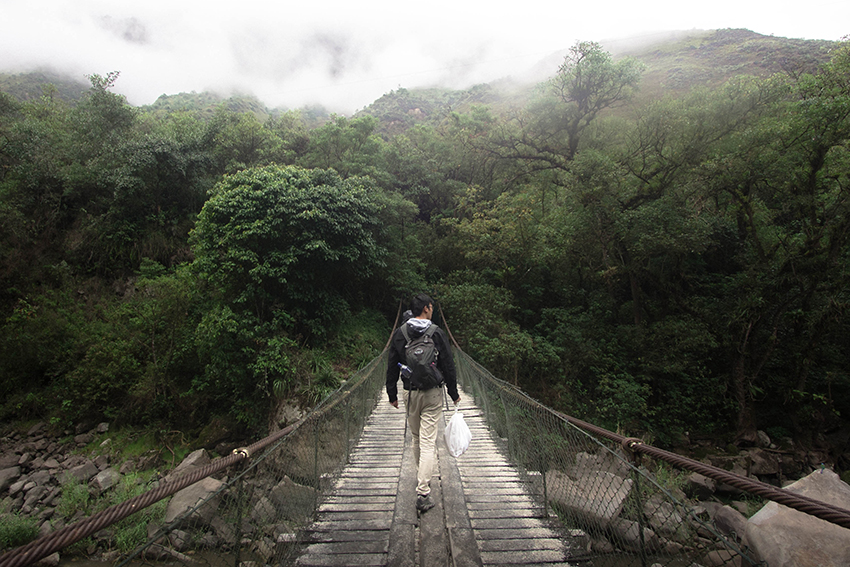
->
xmin=387 ymin=294 xmax=460 ymax=512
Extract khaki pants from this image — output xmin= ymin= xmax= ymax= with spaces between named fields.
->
xmin=403 ymin=387 xmax=443 ymax=497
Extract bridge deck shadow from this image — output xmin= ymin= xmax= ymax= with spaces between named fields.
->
xmin=293 ymin=385 xmax=584 ymax=567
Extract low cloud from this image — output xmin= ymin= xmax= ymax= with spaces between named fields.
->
xmin=1 ymin=0 xmax=846 ymax=114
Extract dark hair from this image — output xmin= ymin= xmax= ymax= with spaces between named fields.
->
xmin=410 ymin=293 xmax=433 ymax=317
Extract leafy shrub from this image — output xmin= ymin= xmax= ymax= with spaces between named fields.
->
xmin=0 ymin=511 xmax=39 ymax=551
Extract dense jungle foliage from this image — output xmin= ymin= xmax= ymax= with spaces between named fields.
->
xmin=1 ymin=30 xmax=848 ymax=462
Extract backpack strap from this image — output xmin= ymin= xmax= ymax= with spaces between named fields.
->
xmin=400 ymin=323 xmax=439 ymax=353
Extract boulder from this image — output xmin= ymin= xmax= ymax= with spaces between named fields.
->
xmin=165 ymin=449 xmax=211 ymax=483
xmin=643 ymin=493 xmax=686 ymax=539
xmin=268 ymin=476 xmax=319 ymax=522
xmin=251 ymin=495 xmax=277 ymax=524
xmin=744 ymin=469 xmax=850 ymax=567
xmin=27 ymin=422 xmax=47 ymax=436
xmin=0 ymin=453 xmax=20 ymax=469
xmin=28 ymin=470 xmax=52 ymax=487
xmin=93 ymin=454 xmax=109 ymax=470
xmin=745 ymin=448 xmax=779 ymax=476
xmin=0 ymin=466 xmax=22 ymax=492
xmin=685 ymin=472 xmax=716 ymax=499
xmin=32 ymin=552 xmax=59 ymax=567
xmin=703 ymin=549 xmax=742 ymax=567
xmin=606 ymin=517 xmax=661 ymax=553
xmin=164 ymin=476 xmax=223 ymax=526
xmin=22 ymin=485 xmax=49 ymax=512
xmin=9 ymin=480 xmax=26 ymax=497
xmin=547 ymin=468 xmax=633 ymax=528
xmin=713 ymin=505 xmax=747 ymax=540
xmin=64 ymin=461 xmax=99 ymax=484
xmin=210 ymin=515 xmax=237 ymax=545
xmin=571 ymin=450 xmax=631 ymax=479
xmin=74 ymin=433 xmax=95 ymax=445
xmin=92 ymin=468 xmax=122 ymax=491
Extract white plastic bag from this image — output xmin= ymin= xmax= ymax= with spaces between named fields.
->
xmin=444 ymin=407 xmax=471 ymax=457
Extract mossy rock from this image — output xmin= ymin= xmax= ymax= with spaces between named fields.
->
xmin=195 ymin=415 xmax=238 ymax=451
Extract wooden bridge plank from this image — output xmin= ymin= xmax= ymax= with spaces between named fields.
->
xmin=479 ymin=549 xmax=568 ymax=565
xmin=477 ymin=538 xmax=565 ymax=552
xmin=300 ymin=541 xmax=389 ymax=554
xmin=418 ymin=467 xmax=449 ymax=567
xmin=318 ymin=503 xmax=395 ymax=513
xmin=295 ymin=553 xmax=387 ymax=566
xmin=386 ymin=417 xmax=416 ymax=567
xmin=302 ymin=530 xmax=392 ymax=543
xmin=473 ymin=527 xmax=563 ymax=540
xmin=467 ymin=508 xmax=545 ymax=520
xmin=437 ymin=412 xmax=484 ymax=567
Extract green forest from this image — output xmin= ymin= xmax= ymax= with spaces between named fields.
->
xmin=1 ymin=30 xmax=848 ymax=463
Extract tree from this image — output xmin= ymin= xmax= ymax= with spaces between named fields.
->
xmin=189 ymin=165 xmax=387 ymax=423
xmin=192 ymin=165 xmax=387 ymax=329
xmin=300 ymin=115 xmax=384 ymax=178
xmin=492 ymin=41 xmax=644 ymax=179
xmin=694 ymin=45 xmax=850 ymax=443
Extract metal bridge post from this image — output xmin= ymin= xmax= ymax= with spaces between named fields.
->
xmin=233 ymin=461 xmax=246 ymax=567
xmin=499 ymin=390 xmax=515 ymax=463
xmin=313 ymin=419 xmax=320 ymax=509
xmin=630 ymin=464 xmax=648 ymax=567
xmin=345 ymin=397 xmax=351 ymax=465
xmin=533 ymin=409 xmax=550 ymax=518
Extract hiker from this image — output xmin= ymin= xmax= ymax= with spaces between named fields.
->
xmin=386 ymin=293 xmax=460 ymax=512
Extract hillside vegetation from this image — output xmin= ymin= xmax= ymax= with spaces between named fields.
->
xmin=0 ymin=30 xmax=848 ymax=471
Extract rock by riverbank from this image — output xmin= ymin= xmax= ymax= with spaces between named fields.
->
xmin=0 ymin=421 xmax=165 ymax=549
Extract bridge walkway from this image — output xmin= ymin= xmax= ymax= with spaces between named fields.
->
xmin=293 ymin=385 xmax=582 ymax=567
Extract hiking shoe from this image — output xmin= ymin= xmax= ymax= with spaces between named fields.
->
xmin=416 ymin=494 xmax=435 ymax=512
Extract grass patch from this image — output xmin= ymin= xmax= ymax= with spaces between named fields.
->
xmin=57 ymin=470 xmax=167 ymax=555
xmin=104 ymin=472 xmax=167 ymax=553
xmin=0 ymin=510 xmax=39 ymax=552
xmin=56 ymin=477 xmax=92 ymax=519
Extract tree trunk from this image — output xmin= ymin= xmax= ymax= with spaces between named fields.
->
xmin=732 ymin=354 xmax=759 ymax=446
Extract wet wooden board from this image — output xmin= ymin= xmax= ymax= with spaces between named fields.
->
xmin=293 ymin=384 xmax=584 ymax=567
xmin=295 ymin=394 xmax=406 ymax=567
xmin=447 ymin=387 xmax=582 ymax=567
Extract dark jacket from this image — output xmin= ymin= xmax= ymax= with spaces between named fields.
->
xmin=386 ymin=320 xmax=458 ymax=404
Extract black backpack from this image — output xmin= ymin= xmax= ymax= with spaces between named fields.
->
xmin=401 ymin=324 xmax=444 ymax=390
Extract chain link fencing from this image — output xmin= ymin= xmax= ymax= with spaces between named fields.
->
xmin=455 ymin=349 xmax=765 ymax=567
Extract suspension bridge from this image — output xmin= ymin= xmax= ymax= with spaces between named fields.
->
xmin=2 ymin=331 xmax=850 ymax=567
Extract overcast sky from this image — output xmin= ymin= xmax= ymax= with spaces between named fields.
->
xmin=1 ymin=0 xmax=847 ymax=114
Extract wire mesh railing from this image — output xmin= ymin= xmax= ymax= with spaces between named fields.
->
xmin=454 ymin=349 xmax=765 ymax=567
